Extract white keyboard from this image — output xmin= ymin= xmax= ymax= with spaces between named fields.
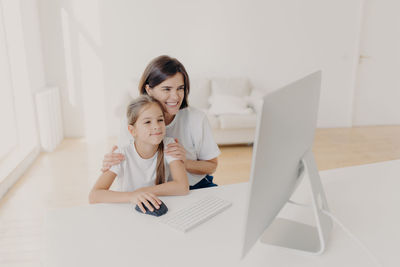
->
xmin=161 ymin=195 xmax=232 ymax=233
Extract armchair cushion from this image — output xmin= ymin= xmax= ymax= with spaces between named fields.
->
xmin=188 ymin=78 xmax=211 ymax=109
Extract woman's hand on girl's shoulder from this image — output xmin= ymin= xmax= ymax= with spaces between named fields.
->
xmin=129 ymin=190 xmax=162 ymax=213
xmin=101 ymin=145 xmax=125 ymax=173
xmin=165 ymin=139 xmax=186 ymax=163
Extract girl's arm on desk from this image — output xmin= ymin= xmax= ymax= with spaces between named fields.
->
xmin=88 ymin=171 xmax=161 ymax=213
xmin=89 ymin=160 xmax=189 ymax=212
xmin=135 ymin=160 xmax=189 ymax=196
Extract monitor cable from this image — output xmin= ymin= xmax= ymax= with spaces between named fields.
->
xmin=288 ymin=199 xmax=383 ymax=267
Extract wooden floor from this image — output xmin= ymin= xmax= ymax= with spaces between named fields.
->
xmin=1 ymin=126 xmax=400 ymax=266
xmin=215 ymin=125 xmax=400 ymax=184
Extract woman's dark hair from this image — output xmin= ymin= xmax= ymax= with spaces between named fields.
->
xmin=126 ymin=95 xmax=166 ymax=185
xmin=138 ymin=55 xmax=190 ymax=109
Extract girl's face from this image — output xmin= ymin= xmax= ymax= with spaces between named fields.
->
xmin=146 ymin=73 xmax=185 ymax=116
xmin=129 ymin=103 xmax=166 ymax=145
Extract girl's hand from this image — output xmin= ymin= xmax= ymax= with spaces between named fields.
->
xmin=101 ymin=145 xmax=125 ymax=173
xmin=130 ymin=191 xmax=162 ymax=213
xmin=165 ymin=139 xmax=187 ymax=164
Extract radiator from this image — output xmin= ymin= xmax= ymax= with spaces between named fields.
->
xmin=35 ymin=87 xmax=64 ymax=152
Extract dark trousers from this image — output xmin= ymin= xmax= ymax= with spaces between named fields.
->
xmin=189 ymin=175 xmax=218 ymax=190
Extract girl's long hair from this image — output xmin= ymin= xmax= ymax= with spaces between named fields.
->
xmin=138 ymin=55 xmax=190 ymax=109
xmin=126 ymin=95 xmax=166 ymax=185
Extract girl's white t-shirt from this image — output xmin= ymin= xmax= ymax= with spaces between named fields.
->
xmin=119 ymin=107 xmax=221 ymax=186
xmin=109 ymin=137 xmax=178 ymax=192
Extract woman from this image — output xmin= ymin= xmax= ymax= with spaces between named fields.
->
xmin=102 ymin=55 xmax=220 ymax=189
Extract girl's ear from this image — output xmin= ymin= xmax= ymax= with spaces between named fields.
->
xmin=128 ymin=125 xmax=136 ymax=137
xmin=145 ymin=84 xmax=152 ymax=96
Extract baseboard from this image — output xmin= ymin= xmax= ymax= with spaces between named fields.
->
xmin=0 ymin=146 xmax=40 ymax=200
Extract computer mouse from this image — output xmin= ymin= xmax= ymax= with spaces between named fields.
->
xmin=135 ymin=201 xmax=168 ymax=217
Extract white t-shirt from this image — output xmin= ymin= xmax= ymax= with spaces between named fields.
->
xmin=119 ymin=107 xmax=221 ymax=185
xmin=110 ymin=137 xmax=178 ymax=192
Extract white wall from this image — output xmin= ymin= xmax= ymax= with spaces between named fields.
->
xmin=352 ymin=0 xmax=400 ymax=125
xmin=38 ymin=0 xmax=86 ymax=137
xmin=39 ymin=0 xmax=369 ymax=137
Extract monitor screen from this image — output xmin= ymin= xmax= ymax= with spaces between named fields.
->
xmin=241 ymin=71 xmax=332 ymax=257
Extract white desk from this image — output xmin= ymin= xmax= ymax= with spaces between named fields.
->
xmin=44 ymin=160 xmax=400 ymax=267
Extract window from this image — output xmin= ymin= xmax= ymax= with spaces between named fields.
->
xmin=0 ymin=0 xmax=39 ymax=186
xmin=0 ymin=0 xmax=17 ymax=161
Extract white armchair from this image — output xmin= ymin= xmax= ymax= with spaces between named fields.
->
xmin=189 ymin=77 xmax=264 ymax=145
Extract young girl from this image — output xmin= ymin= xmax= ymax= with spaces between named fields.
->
xmin=89 ymin=95 xmax=189 ymax=213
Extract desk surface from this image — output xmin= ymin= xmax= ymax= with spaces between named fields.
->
xmin=44 ymin=160 xmax=400 ymax=267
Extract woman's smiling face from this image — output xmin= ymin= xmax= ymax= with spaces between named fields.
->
xmin=145 ymin=73 xmax=185 ymax=117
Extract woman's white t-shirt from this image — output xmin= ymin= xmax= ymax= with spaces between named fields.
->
xmin=110 ymin=137 xmax=178 ymax=192
xmin=119 ymin=107 xmax=221 ymax=186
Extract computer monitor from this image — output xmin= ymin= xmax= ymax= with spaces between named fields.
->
xmin=241 ymin=71 xmax=333 ymax=258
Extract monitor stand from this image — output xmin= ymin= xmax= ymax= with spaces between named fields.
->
xmin=259 ymin=150 xmax=333 ymax=255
